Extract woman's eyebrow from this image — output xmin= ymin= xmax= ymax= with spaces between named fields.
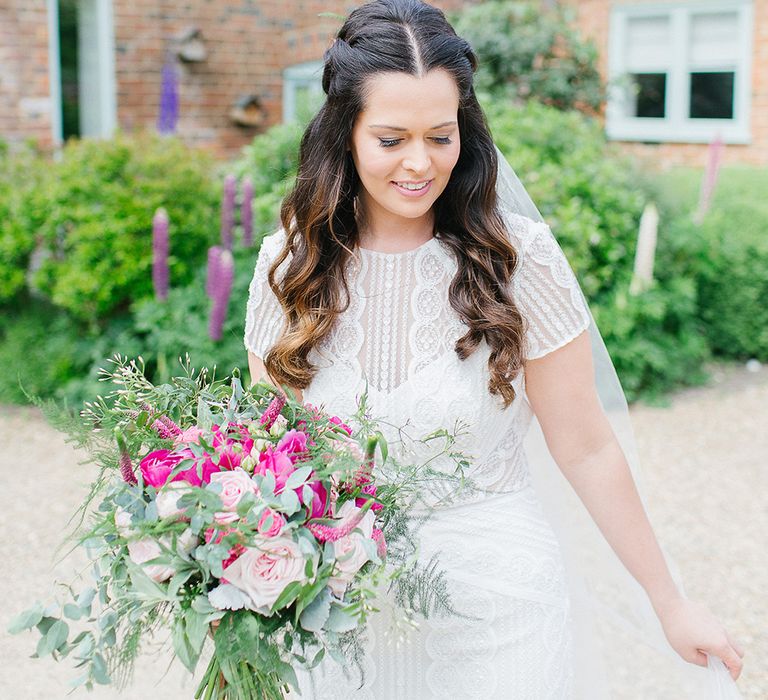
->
xmin=368 ymin=121 xmax=457 ymax=131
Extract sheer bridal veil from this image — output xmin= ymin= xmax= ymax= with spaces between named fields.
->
xmin=493 ymin=144 xmax=743 ymax=699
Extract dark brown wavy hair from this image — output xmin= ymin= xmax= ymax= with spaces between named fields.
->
xmin=265 ymin=0 xmax=527 ymax=408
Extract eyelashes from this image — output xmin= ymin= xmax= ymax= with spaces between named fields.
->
xmin=378 ymin=137 xmax=453 ymax=148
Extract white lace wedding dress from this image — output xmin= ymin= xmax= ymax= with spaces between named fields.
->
xmin=244 ymin=211 xmax=592 ymax=699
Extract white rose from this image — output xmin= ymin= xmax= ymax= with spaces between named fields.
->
xmin=155 ymin=482 xmax=193 ymax=520
xmin=224 ymin=535 xmax=312 ymax=611
xmin=327 ymin=501 xmax=376 ymax=598
xmin=114 ymin=506 xmax=137 ymax=537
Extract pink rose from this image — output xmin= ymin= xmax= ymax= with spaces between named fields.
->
xmin=327 ymin=501 xmax=376 ymax=598
xmin=223 ymin=536 xmax=312 ymax=611
xmin=328 ymin=415 xmax=353 ymax=436
xmin=155 ymin=482 xmax=193 ymax=520
xmin=209 ymin=468 xmax=258 ymax=523
xmin=305 ymin=479 xmax=330 ymax=519
xmin=257 ymin=508 xmax=286 ymax=538
xmin=276 ymin=429 xmax=308 ymax=461
xmin=127 ymin=529 xmax=199 ymax=582
xmin=255 ymin=446 xmax=295 ymax=493
xmin=174 ymin=426 xmax=204 ymax=445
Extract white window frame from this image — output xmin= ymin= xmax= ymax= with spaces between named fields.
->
xmin=282 ymin=60 xmax=324 ymax=123
xmin=77 ymin=0 xmax=117 ymax=138
xmin=606 ymin=0 xmax=753 ymax=144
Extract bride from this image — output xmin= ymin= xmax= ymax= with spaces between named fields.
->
xmin=244 ymin=0 xmax=744 ymax=697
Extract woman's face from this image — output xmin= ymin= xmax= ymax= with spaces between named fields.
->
xmin=349 ymin=68 xmax=461 ymax=231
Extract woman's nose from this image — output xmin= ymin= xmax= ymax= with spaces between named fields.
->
xmin=402 ymin=145 xmax=431 ymax=174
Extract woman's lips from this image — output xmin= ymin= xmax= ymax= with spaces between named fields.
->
xmin=391 ymin=179 xmax=433 ymax=198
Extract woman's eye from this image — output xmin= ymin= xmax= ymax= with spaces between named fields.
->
xmin=432 ymin=137 xmax=453 ymax=145
xmin=377 ymin=137 xmax=454 ymax=148
xmin=378 ymin=138 xmax=401 ymax=148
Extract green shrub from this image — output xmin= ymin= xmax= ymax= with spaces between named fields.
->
xmin=233 ymin=122 xmax=303 ymax=234
xmin=25 ymin=132 xmax=220 ymax=324
xmin=654 ymin=168 xmax=768 ymax=361
xmin=450 ymin=1 xmax=605 ymax=113
xmin=0 ymin=142 xmax=45 ymax=302
xmin=487 ymin=100 xmax=710 ymax=398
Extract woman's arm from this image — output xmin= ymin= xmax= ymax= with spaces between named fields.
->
xmin=247 ymin=351 xmax=304 ymax=403
xmin=524 ymin=331 xmax=744 ymax=680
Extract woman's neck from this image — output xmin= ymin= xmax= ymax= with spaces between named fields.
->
xmin=355 ymin=200 xmax=435 ymax=253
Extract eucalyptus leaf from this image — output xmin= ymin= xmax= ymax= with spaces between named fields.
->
xmin=279 ymin=488 xmax=300 ymax=515
xmin=284 ymin=466 xmax=312 ymax=491
xmin=298 ymin=589 xmax=331 ymax=633
xmin=63 ymin=603 xmax=83 ymax=621
xmin=324 ymin=604 xmax=358 ymax=633
xmin=37 ymin=619 xmax=69 ymax=657
xmin=7 ymin=604 xmax=44 ymax=634
xmin=91 ymin=652 xmax=110 ymax=685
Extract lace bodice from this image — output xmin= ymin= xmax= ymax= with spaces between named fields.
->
xmin=244 ymin=212 xmax=590 ymax=503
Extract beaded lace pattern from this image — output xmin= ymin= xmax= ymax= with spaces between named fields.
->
xmin=244 ymin=211 xmax=591 ymax=698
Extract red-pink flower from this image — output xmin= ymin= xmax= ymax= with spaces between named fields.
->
xmin=255 ymin=446 xmax=295 ymax=493
xmin=140 ymin=448 xmax=222 ymax=488
xmin=276 ymin=429 xmax=308 ymax=462
xmin=355 ymin=482 xmax=383 ymax=512
xmin=328 ymin=415 xmax=352 ymax=436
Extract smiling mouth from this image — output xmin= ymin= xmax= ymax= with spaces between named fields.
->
xmin=391 ymin=179 xmax=432 ymax=191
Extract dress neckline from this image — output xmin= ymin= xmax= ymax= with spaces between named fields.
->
xmin=356 ymin=235 xmax=440 ymax=258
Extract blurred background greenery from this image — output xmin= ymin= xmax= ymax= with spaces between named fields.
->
xmin=1 ymin=1 xmax=765 ymax=408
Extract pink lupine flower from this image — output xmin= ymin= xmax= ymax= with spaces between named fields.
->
xmin=241 ymin=176 xmax=254 ymax=248
xmin=152 ymin=208 xmax=169 ymax=302
xmin=220 ymin=174 xmax=236 ymax=250
xmin=260 ymin=394 xmax=286 ymax=430
xmin=307 ymin=502 xmax=367 ymax=543
xmin=372 ymin=528 xmax=387 ymax=559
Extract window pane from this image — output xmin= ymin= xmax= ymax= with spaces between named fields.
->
xmin=626 ymin=16 xmax=671 ymax=71
xmin=689 ymin=72 xmax=734 ymax=119
xmin=629 ymin=73 xmax=666 ymax=118
xmin=690 ymin=12 xmax=739 ymax=65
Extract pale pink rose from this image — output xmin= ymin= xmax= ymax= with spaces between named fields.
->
xmin=327 ymin=500 xmax=376 ymax=598
xmin=127 ymin=530 xmax=198 ymax=583
xmin=223 ymin=536 xmax=312 ymax=610
xmin=127 ymin=538 xmax=175 ymax=582
xmin=209 ymin=468 xmax=258 ymax=523
xmin=155 ymin=482 xmax=193 ymax=520
xmin=257 ymin=508 xmax=286 ymax=538
xmin=174 ymin=426 xmax=204 ymax=445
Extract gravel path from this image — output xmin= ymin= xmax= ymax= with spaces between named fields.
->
xmin=1 ymin=364 xmax=765 ymax=699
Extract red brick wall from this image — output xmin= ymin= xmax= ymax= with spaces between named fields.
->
xmin=112 ymin=0 xmax=467 ymax=158
xmin=562 ymin=0 xmax=768 ymax=167
xmin=0 ymin=1 xmax=53 ymax=150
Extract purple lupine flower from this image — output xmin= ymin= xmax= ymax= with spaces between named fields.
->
xmin=206 ymin=245 xmax=224 ymax=298
xmin=241 ymin=176 xmax=254 ymax=247
xmin=220 ymin=174 xmax=237 ymax=250
xmin=157 ymin=59 xmax=179 ymax=135
xmin=208 ymin=249 xmax=234 ymax=341
xmin=152 ymin=207 xmax=169 ymax=301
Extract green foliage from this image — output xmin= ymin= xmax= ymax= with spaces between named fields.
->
xmin=233 ymin=122 xmax=303 ymax=233
xmin=488 ymin=100 xmax=710 ymax=399
xmin=0 ymin=142 xmax=45 ymax=302
xmin=450 ymin=1 xmax=605 ymax=112
xmin=654 ymin=167 xmax=768 ymax=361
xmin=25 ymin=132 xmax=220 ymax=323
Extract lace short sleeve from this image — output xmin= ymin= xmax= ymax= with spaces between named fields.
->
xmin=243 ymin=226 xmax=288 ymax=359
xmin=506 ymin=213 xmax=591 ymax=360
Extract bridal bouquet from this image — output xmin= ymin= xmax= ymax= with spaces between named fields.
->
xmin=9 ymin=355 xmax=469 ymax=699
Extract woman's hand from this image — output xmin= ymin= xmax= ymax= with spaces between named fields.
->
xmin=654 ymin=596 xmax=745 ymax=680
